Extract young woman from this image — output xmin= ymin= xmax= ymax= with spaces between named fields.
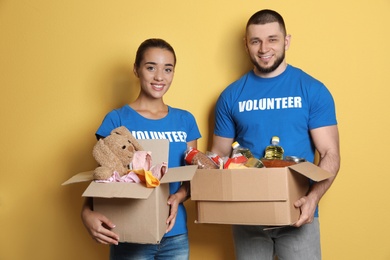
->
xmin=81 ymin=38 xmax=201 ymax=260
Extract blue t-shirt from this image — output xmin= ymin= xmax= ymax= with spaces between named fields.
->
xmin=96 ymin=105 xmax=201 ymax=237
xmin=214 ymin=65 xmax=337 ymax=216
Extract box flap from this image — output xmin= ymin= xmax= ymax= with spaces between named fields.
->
xmin=62 ymin=171 xmax=94 ymax=185
xmin=288 ymin=162 xmax=334 ymax=181
xmin=81 ymin=165 xmax=197 ymax=199
xmin=82 ymin=182 xmax=155 ymax=199
xmin=160 ymin=165 xmax=198 ymax=184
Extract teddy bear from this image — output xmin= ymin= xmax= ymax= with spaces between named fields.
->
xmin=92 ymin=126 xmax=143 ymax=180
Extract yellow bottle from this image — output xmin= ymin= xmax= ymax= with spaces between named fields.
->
xmin=264 ymin=136 xmax=284 ymax=160
xmin=231 ymin=141 xmax=264 ymax=168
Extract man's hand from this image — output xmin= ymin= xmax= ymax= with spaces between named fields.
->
xmin=293 ymin=194 xmax=318 ymax=227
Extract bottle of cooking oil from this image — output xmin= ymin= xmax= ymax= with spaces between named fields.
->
xmin=264 ymin=136 xmax=284 ymax=160
xmin=232 ymin=141 xmax=253 ymax=158
xmin=231 ymin=141 xmax=264 ymax=168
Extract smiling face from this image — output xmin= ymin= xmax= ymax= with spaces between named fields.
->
xmin=133 ymin=47 xmax=175 ymax=100
xmin=245 ymin=22 xmax=291 ymax=78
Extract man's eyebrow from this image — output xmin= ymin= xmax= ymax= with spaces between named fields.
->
xmin=249 ymin=35 xmax=280 ymax=41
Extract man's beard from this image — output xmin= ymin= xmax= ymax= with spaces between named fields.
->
xmin=252 ymin=51 xmax=285 ymax=74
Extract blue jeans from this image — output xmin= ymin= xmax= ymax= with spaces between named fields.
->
xmin=109 ymin=233 xmax=189 ymax=260
xmin=232 ymin=218 xmax=321 ymax=260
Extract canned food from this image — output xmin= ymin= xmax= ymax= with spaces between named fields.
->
xmin=285 ymin=156 xmax=306 ymax=163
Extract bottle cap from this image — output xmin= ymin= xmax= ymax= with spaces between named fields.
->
xmin=231 ymin=141 xmax=239 ymax=149
xmin=271 ymin=136 xmax=280 ymax=143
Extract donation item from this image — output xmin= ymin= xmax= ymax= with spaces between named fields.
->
xmin=264 ymin=136 xmax=284 ymax=160
xmin=231 ymin=141 xmax=264 ymax=168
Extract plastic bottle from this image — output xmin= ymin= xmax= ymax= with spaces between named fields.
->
xmin=232 ymin=141 xmax=253 ymax=158
xmin=264 ymin=136 xmax=284 ymax=160
xmin=231 ymin=141 xmax=264 ymax=168
xmin=184 ymin=147 xmax=219 ymax=169
xmin=206 ymin=151 xmax=224 ymax=169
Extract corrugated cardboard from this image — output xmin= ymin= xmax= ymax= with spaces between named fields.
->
xmin=62 ymin=139 xmax=197 ymax=244
xmin=190 ymin=162 xmax=334 ymax=226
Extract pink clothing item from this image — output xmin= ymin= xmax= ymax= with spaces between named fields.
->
xmin=94 ymin=171 xmax=142 ymax=183
xmin=150 ymin=162 xmax=167 ymax=180
xmin=94 ymin=151 xmax=168 ymax=185
xmin=131 ymin=151 xmax=152 ymax=171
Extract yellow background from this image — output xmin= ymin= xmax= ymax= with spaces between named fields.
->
xmin=1 ymin=0 xmax=389 ymax=259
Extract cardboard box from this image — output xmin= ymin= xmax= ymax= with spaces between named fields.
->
xmin=190 ymin=162 xmax=334 ymax=226
xmin=62 ymin=139 xmax=197 ymax=244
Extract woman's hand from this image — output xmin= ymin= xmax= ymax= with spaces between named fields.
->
xmin=81 ymin=202 xmax=119 ymax=245
xmin=166 ymin=193 xmax=180 ymax=233
xmin=165 ymin=181 xmax=189 ymax=233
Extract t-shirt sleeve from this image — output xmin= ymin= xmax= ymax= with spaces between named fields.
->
xmin=184 ymin=111 xmax=201 ymax=142
xmin=95 ymin=110 xmax=122 ymax=138
xmin=308 ymin=84 xmax=338 ymax=130
xmin=214 ymin=94 xmax=236 ymax=138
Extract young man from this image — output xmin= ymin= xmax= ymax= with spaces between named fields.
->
xmin=211 ymin=9 xmax=340 ymax=260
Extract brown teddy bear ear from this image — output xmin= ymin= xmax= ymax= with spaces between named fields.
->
xmin=93 ymin=139 xmax=120 ymax=167
xmin=111 ymin=126 xmax=128 ymax=136
xmin=111 ymin=126 xmax=144 ymax=151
